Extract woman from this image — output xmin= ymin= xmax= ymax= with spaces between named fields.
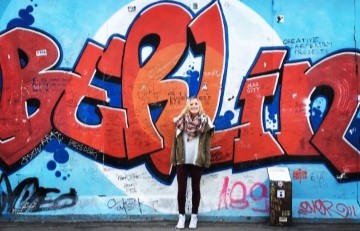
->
xmin=170 ymin=96 xmax=214 ymax=229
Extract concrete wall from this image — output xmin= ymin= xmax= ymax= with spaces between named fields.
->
xmin=0 ymin=0 xmax=359 ymax=223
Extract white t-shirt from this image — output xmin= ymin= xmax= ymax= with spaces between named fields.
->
xmin=183 ymin=132 xmax=200 ymax=165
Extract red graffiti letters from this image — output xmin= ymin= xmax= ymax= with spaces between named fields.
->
xmin=278 ymin=61 xmax=319 ymax=155
xmin=293 ymin=168 xmax=307 ymax=183
xmin=0 ymin=28 xmax=71 ymax=165
xmin=307 ymin=54 xmax=359 ymax=174
xmin=53 ymin=42 xmax=127 ymax=157
xmin=0 ymin=2 xmax=359 ymax=179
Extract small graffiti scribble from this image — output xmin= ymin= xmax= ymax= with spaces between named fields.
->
xmin=293 ymin=168 xmax=307 ymax=183
xmin=0 ymin=173 xmax=78 ymax=215
xmin=298 ymin=199 xmax=357 ymax=218
xmin=7 ymin=5 xmax=35 ymax=29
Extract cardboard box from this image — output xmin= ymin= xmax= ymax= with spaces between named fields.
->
xmin=267 ymin=166 xmax=292 ymax=226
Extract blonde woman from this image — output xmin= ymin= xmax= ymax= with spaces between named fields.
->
xmin=170 ymin=96 xmax=214 ymax=229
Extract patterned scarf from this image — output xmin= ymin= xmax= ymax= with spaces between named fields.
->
xmin=175 ymin=114 xmax=208 ymax=141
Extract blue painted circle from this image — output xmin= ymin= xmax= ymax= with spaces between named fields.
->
xmin=54 ymin=148 xmax=69 ymax=164
xmin=47 ymin=160 xmax=56 ymax=171
xmin=55 ymin=170 xmax=61 ymax=177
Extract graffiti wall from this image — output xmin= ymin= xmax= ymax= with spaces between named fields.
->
xmin=0 ymin=0 xmax=359 ymax=222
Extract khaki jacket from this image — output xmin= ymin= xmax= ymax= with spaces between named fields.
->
xmin=170 ymin=117 xmax=214 ymax=168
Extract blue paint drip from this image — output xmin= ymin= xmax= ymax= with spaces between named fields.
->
xmin=45 ymin=137 xmax=67 ymax=152
xmin=54 ymin=148 xmax=69 ymax=164
xmin=214 ymin=110 xmax=234 ymax=130
xmin=44 ymin=137 xmax=70 ymax=180
xmin=264 ymin=87 xmax=280 ymax=134
xmin=309 ymin=96 xmax=327 ymax=132
xmin=47 ymin=160 xmax=56 ymax=171
xmin=267 ymin=105 xmax=277 ymax=124
xmin=55 ymin=170 xmax=61 ymax=177
xmin=172 ymin=65 xmax=201 ymax=98
xmin=186 ymin=67 xmax=201 ymax=97
xmin=7 ymin=5 xmax=35 ymax=29
xmin=311 ymin=106 xmax=323 ymax=131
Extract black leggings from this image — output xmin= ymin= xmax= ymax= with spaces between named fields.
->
xmin=176 ymin=164 xmax=202 ymax=214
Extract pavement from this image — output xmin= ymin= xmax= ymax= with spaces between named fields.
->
xmin=1 ymin=220 xmax=360 ymax=231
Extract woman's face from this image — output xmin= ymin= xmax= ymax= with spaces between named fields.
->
xmin=189 ymin=98 xmax=200 ymax=116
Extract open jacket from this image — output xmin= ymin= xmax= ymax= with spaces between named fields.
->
xmin=170 ymin=116 xmax=214 ymax=168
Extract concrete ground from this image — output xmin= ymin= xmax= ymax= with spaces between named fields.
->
xmin=1 ymin=221 xmax=360 ymax=231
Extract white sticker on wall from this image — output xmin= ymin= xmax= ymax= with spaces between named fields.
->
xmin=36 ymin=49 xmax=47 ymax=56
xmin=277 ymin=189 xmax=285 ymax=198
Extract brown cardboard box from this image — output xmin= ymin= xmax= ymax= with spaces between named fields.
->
xmin=267 ymin=167 xmax=292 ymax=226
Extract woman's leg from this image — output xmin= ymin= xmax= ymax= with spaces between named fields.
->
xmin=190 ymin=165 xmax=202 ymax=214
xmin=176 ymin=164 xmax=189 ymax=214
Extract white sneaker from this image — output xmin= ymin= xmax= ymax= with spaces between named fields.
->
xmin=175 ymin=214 xmax=185 ymax=229
xmin=189 ymin=214 xmax=198 ymax=229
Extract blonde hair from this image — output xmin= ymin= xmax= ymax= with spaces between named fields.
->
xmin=177 ymin=96 xmax=205 ymax=118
